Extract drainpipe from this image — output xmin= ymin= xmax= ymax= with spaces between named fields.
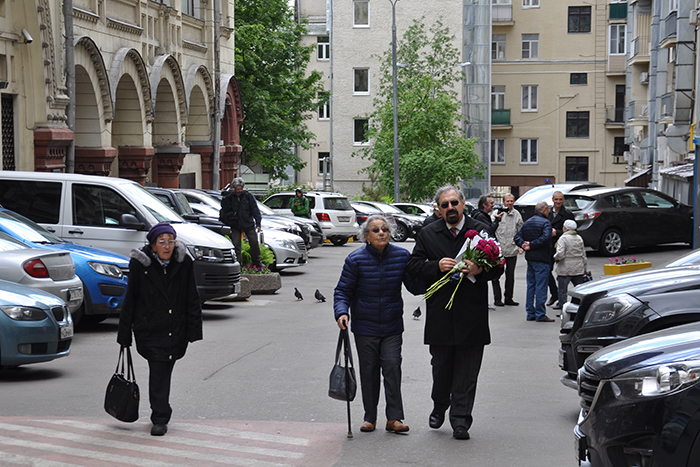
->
xmin=64 ymin=0 xmax=75 ymax=173
xmin=328 ymin=0 xmax=334 ymax=191
xmin=648 ymin=0 xmax=661 ymax=189
xmin=212 ymin=0 xmax=221 ymax=190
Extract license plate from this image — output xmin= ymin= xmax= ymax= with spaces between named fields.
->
xmin=60 ymin=324 xmax=74 ymax=339
xmin=559 ymin=349 xmax=565 ymax=368
xmin=68 ymin=288 xmax=83 ymax=302
xmin=574 ymin=426 xmax=587 ymax=463
xmin=338 ymin=216 xmax=351 ymax=222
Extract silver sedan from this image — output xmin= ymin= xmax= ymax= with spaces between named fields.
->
xmin=0 ymin=232 xmax=83 ymax=314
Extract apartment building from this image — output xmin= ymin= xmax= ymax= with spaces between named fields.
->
xmin=490 ymin=0 xmax=630 ymax=198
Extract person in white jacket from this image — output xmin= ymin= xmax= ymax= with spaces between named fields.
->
xmin=553 ymin=219 xmax=587 ymax=310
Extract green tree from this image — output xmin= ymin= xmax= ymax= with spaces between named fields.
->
xmin=358 ymin=19 xmax=483 ymax=202
xmin=235 ymin=0 xmax=327 ymax=180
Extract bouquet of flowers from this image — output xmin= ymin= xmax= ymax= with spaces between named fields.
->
xmin=424 ymin=230 xmax=505 ymax=309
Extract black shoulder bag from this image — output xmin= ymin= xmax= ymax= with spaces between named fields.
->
xmin=104 ymin=346 xmax=140 ymax=422
xmin=328 ymin=329 xmax=357 ymax=402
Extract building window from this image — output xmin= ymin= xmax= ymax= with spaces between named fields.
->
xmin=520 ymin=139 xmax=538 ymax=163
xmin=566 ymin=112 xmax=590 ymax=137
xmin=613 ymin=137 xmax=629 ymax=156
xmin=492 ymin=34 xmax=506 ymax=60
xmin=318 ymin=152 xmax=331 ymax=174
xmin=492 ymin=86 xmax=506 ymax=110
xmin=318 ymin=93 xmax=329 ymax=120
xmin=353 ymin=0 xmax=369 ymax=27
xmin=182 ymin=0 xmax=198 ymax=17
xmin=317 ymin=37 xmax=329 ymax=60
xmin=354 ymin=118 xmax=368 ymax=144
xmin=568 ymin=6 xmax=591 ymax=33
xmin=521 ymin=34 xmax=539 ymax=59
xmin=570 ymin=73 xmax=588 ymax=85
xmin=566 ymin=157 xmax=589 ymax=181
xmin=523 ymin=0 xmax=539 ymax=8
xmin=491 ymin=139 xmax=506 ymax=164
xmin=609 ymin=24 xmax=626 ymax=55
xmin=353 ymin=68 xmax=369 ymax=94
xmin=521 ymin=85 xmax=538 ymax=111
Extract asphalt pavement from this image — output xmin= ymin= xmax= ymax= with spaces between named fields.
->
xmin=0 ymin=239 xmax=692 ymax=466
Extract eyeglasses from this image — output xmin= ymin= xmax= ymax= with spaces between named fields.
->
xmin=371 ymin=227 xmax=390 ymax=233
xmin=440 ymin=200 xmax=460 ymax=209
xmin=157 ymin=240 xmax=176 ymax=247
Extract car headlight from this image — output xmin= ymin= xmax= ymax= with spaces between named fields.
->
xmin=609 ymin=361 xmax=700 ymax=401
xmin=583 ymin=294 xmax=643 ymax=325
xmin=187 ymin=245 xmax=224 ymax=262
xmin=88 ymin=262 xmax=124 ymax=279
xmin=281 ymin=239 xmax=298 ymax=249
xmin=0 ymin=306 xmax=47 ymax=321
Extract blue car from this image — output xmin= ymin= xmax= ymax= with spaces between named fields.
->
xmin=0 ymin=208 xmax=129 ymax=325
xmin=0 ymin=278 xmax=73 ymax=367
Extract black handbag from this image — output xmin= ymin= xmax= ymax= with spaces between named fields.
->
xmin=104 ymin=346 xmax=140 ymax=422
xmin=328 ymin=329 xmax=357 ymax=402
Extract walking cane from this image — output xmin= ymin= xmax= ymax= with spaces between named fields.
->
xmin=343 ymin=329 xmax=353 ymax=439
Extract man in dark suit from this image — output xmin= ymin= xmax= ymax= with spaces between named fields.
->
xmin=406 ymin=185 xmax=502 ymax=440
xmin=547 ymin=191 xmax=575 ymax=309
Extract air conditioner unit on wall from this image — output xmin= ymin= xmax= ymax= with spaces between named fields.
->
xmin=623 ymin=150 xmax=631 ymax=162
xmin=640 ymin=72 xmax=649 ymax=84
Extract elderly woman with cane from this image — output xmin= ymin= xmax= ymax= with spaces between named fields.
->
xmin=333 ymin=215 xmax=423 ymax=434
xmin=117 ymin=223 xmax=203 ymax=436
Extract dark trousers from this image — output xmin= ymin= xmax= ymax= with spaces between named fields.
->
xmin=492 ymin=255 xmax=517 ymax=301
xmin=548 ymin=266 xmax=558 ymax=300
xmin=231 ymin=227 xmax=261 ymax=266
xmin=354 ymin=334 xmax=404 ymax=423
xmin=148 ymin=359 xmax=176 ymax=425
xmin=429 ymin=344 xmax=485 ymax=430
xmin=557 ymin=274 xmax=586 ymax=308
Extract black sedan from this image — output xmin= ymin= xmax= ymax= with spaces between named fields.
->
xmin=576 ymin=322 xmax=700 ymax=467
xmin=351 ymin=201 xmax=423 ymax=242
xmin=564 ymin=186 xmax=692 ymax=255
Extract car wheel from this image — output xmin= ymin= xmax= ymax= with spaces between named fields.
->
xmin=330 ymin=237 xmax=348 ymax=246
xmin=266 ymin=246 xmax=279 ymax=272
xmin=392 ymin=223 xmax=408 ymax=242
xmin=599 ymin=229 xmax=624 ymax=256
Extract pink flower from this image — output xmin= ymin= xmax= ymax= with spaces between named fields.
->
xmin=464 ymin=230 xmax=479 ymax=239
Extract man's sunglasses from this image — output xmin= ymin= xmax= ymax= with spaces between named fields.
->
xmin=371 ymin=227 xmax=390 ymax=233
xmin=440 ymin=200 xmax=460 ymax=209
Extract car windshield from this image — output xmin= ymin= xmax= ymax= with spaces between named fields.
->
xmin=0 ymin=231 xmax=30 ymax=251
xmin=258 ymin=202 xmax=276 ymax=216
xmin=323 ymin=197 xmax=352 ymax=210
xmin=0 ymin=211 xmax=65 ymax=244
xmin=174 ymin=192 xmax=195 ymax=215
xmin=373 ymin=203 xmax=403 ymax=214
xmin=183 ymin=191 xmax=221 ymax=209
xmin=516 ymin=186 xmax=561 ymax=205
xmin=563 ymin=195 xmax=595 ymax=212
xmin=121 ymin=183 xmax=184 ymax=223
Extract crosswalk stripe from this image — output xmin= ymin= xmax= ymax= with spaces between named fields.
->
xmin=44 ymin=419 xmax=305 ymax=459
xmin=0 ymin=451 xmax=79 ymax=467
xmin=174 ymin=422 xmax=310 ymax=446
xmin=0 ymin=422 xmax=292 ymax=467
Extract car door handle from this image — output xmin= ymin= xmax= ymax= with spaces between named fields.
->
xmin=68 ymin=229 xmax=84 ymax=235
xmin=46 ymin=227 xmax=56 ymax=233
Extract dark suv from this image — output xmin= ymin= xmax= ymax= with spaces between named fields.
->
xmin=559 ymin=265 xmax=700 ymax=389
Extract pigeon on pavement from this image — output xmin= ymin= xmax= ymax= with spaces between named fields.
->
xmin=294 ymin=288 xmax=303 ymax=300
xmin=314 ymin=289 xmax=326 ymax=302
xmin=412 ymin=306 xmax=421 ymax=319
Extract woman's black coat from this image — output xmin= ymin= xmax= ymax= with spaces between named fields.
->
xmin=117 ymin=242 xmax=203 ymax=361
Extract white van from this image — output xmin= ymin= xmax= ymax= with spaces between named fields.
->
xmin=0 ymin=171 xmax=241 ymax=302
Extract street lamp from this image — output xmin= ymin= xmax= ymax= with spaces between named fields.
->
xmin=390 ymin=0 xmax=400 ymax=203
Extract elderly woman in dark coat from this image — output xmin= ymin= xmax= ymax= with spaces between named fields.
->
xmin=117 ymin=223 xmax=203 ymax=436
xmin=334 ymin=215 xmax=424 ymax=434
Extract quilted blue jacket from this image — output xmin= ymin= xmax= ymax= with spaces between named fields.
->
xmin=514 ymin=212 xmax=552 ymax=264
xmin=334 ymin=243 xmax=424 ymax=337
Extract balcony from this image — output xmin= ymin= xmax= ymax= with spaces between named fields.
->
xmin=605 ymin=106 xmax=625 ymax=127
xmin=660 ymin=92 xmax=674 ymax=118
xmin=491 ymin=109 xmax=511 ymax=127
xmin=628 ymin=100 xmax=649 ymax=124
xmin=609 ymin=3 xmax=627 ymax=20
xmin=663 ymin=11 xmax=677 ymax=40
xmin=492 ymin=4 xmax=513 ymax=24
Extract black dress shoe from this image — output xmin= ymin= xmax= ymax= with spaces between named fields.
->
xmin=494 ymin=300 xmax=504 ymax=307
xmin=504 ymin=300 xmax=519 ymax=306
xmin=453 ymin=426 xmax=470 ymax=440
xmin=151 ymin=424 xmax=168 ymax=436
xmin=429 ymin=411 xmax=445 ymax=429
xmin=546 ymin=297 xmax=557 ymax=306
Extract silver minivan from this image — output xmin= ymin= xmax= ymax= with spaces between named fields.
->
xmin=0 ymin=172 xmax=241 ymax=302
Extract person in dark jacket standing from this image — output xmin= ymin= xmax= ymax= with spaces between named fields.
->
xmin=334 ymin=215 xmax=423 ymax=434
xmin=406 ymin=185 xmax=502 ymax=440
xmin=547 ymin=191 xmax=575 ymax=308
xmin=117 ymin=223 xmax=203 ymax=436
xmin=422 ymin=203 xmax=442 ymax=227
xmin=220 ymin=177 xmax=263 ymax=268
xmin=514 ymin=201 xmax=554 ymax=322
xmin=471 ymin=194 xmax=502 ymax=307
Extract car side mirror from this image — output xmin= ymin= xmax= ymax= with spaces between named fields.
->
xmin=182 ymin=213 xmax=200 ymax=223
xmin=119 ymin=213 xmax=145 ymax=230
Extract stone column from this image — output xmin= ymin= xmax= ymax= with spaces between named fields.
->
xmin=34 ymin=128 xmax=74 ymax=172
xmin=154 ymin=145 xmax=189 ymax=188
xmin=118 ymin=146 xmax=155 ymax=185
xmin=75 ymin=147 xmax=117 ymax=176
xmin=220 ymin=143 xmax=242 ymax=187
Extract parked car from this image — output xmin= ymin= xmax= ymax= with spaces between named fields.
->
xmin=564 ymin=186 xmax=692 ymax=255
xmin=392 ymin=203 xmax=433 ymax=217
xmin=262 ymin=229 xmax=308 ymax=271
xmin=256 ymin=201 xmax=324 ymax=250
xmin=263 ymin=192 xmax=358 ymax=246
xmin=575 ymin=322 xmax=700 ymax=467
xmin=145 ymin=187 xmax=231 ymax=237
xmin=0 ymin=172 xmax=241 ymax=303
xmin=666 ymin=248 xmax=700 ymax=268
xmin=0 ymin=208 xmax=129 ymax=325
xmin=513 ymin=182 xmax=602 ymax=221
xmin=558 ymin=264 xmax=700 ymax=389
xmin=351 ymin=202 xmax=394 ymax=227
xmin=351 ymin=201 xmax=424 ymax=242
xmin=0 ymin=231 xmax=83 ymax=315
xmin=0 ymin=279 xmax=73 ymax=368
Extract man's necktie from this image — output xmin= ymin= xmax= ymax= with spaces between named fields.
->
xmin=451 ymin=227 xmax=458 ymax=238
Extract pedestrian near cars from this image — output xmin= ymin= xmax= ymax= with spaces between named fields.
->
xmin=423 ymin=203 xmax=442 ymax=227
xmin=117 ymin=223 xmax=203 ymax=436
xmin=406 ymin=185 xmax=502 ymax=440
xmin=334 ymin=215 xmax=424 ymax=434
xmin=553 ymin=220 xmax=587 ymax=310
xmin=471 ymin=194 xmax=501 ymax=307
xmin=547 ymin=191 xmax=575 ymax=307
xmin=492 ymin=193 xmax=523 ymax=307
xmin=219 ymin=177 xmax=263 ymax=268
xmin=291 ymin=188 xmax=311 ymax=218
xmin=514 ymin=201 xmax=554 ymax=322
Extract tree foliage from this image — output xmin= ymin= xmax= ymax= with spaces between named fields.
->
xmin=235 ymin=0 xmax=326 ymax=179
xmin=358 ymin=19 xmax=483 ymax=202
